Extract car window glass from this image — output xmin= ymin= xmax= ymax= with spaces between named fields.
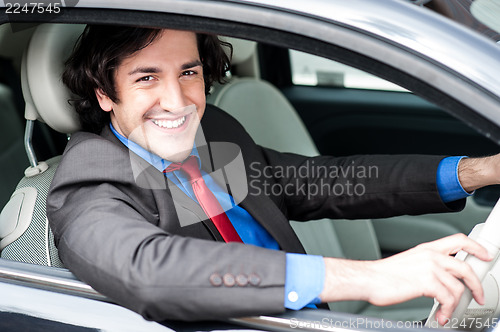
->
xmin=289 ymin=50 xmax=407 ymax=92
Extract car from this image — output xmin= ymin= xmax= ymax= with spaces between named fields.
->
xmin=0 ymin=0 xmax=500 ymax=331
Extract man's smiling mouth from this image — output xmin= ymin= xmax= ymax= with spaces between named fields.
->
xmin=152 ymin=116 xmax=186 ymax=129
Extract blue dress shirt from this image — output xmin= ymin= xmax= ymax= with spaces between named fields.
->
xmin=110 ymin=124 xmax=471 ymax=310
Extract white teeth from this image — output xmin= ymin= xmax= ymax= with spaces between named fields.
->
xmin=152 ymin=116 xmax=186 ymax=129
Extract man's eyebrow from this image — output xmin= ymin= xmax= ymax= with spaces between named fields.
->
xmin=128 ymin=66 xmax=161 ymax=76
xmin=181 ymin=60 xmax=202 ymax=70
xmin=127 ymin=61 xmax=202 ymax=76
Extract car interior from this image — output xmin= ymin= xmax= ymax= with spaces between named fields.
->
xmin=0 ymin=17 xmax=499 ymax=325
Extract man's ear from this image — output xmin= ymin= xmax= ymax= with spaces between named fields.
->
xmin=95 ymin=89 xmax=114 ymax=112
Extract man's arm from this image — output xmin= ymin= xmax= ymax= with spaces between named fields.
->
xmin=458 ymin=155 xmax=500 ymax=192
xmin=319 ymin=233 xmax=492 ymax=326
xmin=256 ymin=149 xmax=465 ymax=221
xmin=283 ymin=155 xmax=498 ymax=315
xmin=310 ymin=155 xmax=500 ymax=322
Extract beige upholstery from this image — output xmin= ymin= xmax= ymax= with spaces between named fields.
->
xmin=219 ymin=36 xmax=259 ymax=77
xmin=220 ymin=36 xmax=257 ymax=65
xmin=0 ymin=24 xmax=84 ymax=267
xmin=23 ymin=24 xmax=83 ymax=132
xmin=209 ymin=78 xmax=319 ymax=156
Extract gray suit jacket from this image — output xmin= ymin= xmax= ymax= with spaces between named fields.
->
xmin=47 ymin=105 xmax=464 ymax=321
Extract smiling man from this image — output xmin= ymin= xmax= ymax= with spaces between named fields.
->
xmin=47 ymin=25 xmax=500 ymax=324
xmin=95 ymin=30 xmax=205 ymax=162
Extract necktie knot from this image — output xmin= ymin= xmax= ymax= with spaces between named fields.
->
xmin=179 ymin=156 xmax=202 ymax=182
xmin=163 ymin=155 xmax=201 ymax=182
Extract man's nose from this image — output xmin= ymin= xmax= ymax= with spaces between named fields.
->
xmin=159 ymin=80 xmax=189 ymax=112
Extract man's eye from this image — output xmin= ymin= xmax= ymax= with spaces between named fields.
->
xmin=181 ymin=70 xmax=197 ymax=76
xmin=137 ymin=75 xmax=154 ymax=82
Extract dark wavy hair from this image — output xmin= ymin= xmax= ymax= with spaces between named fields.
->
xmin=62 ymin=25 xmax=232 ymax=134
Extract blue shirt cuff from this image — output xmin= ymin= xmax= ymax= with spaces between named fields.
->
xmin=436 ymin=156 xmax=473 ymax=203
xmin=284 ymin=253 xmax=324 ymax=310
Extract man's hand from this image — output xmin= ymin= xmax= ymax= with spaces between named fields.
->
xmin=319 ymin=233 xmax=492 ymax=325
xmin=458 ymin=155 xmax=500 ymax=193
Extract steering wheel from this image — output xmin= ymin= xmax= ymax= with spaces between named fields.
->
xmin=426 ymin=199 xmax=500 ymax=331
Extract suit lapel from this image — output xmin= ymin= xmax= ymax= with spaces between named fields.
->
xmin=202 ymin=141 xmax=305 ymax=253
xmin=164 ymin=182 xmax=225 ymax=242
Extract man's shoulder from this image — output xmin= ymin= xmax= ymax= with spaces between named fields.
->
xmin=65 ymin=130 xmax=107 ymax=147
xmin=56 ymin=126 xmax=133 ymax=178
xmin=63 ymin=126 xmax=125 ymax=155
xmin=203 ymin=104 xmax=253 ymax=145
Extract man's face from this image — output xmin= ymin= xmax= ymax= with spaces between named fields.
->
xmin=96 ymin=29 xmax=206 ymax=162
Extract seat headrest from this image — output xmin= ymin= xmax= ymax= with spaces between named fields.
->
xmin=22 ymin=24 xmax=85 ymax=133
xmin=220 ymin=36 xmax=257 ymax=65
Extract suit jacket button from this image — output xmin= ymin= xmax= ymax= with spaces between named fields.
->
xmin=223 ymin=273 xmax=236 ymax=287
xmin=248 ymin=273 xmax=261 ymax=286
xmin=236 ymin=274 xmax=248 ymax=286
xmin=209 ymin=273 xmax=223 ymax=286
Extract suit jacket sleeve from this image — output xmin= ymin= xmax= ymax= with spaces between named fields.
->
xmin=203 ymin=106 xmax=464 ymax=222
xmin=46 ymin=133 xmax=287 ymax=322
xmin=254 ymin=147 xmax=465 ymax=221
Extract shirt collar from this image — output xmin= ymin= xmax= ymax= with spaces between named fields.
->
xmin=109 ymin=123 xmax=201 ymax=172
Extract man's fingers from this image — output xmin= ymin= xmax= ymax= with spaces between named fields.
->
xmin=353 ymin=233 xmax=490 ymax=316
xmin=439 ymin=269 xmax=465 ymax=302
xmin=436 ymin=307 xmax=452 ymax=327
xmin=427 ymin=238 xmax=488 ymax=326
xmin=442 ymin=256 xmax=485 ymax=305
xmin=425 ymin=233 xmax=492 ymax=261
xmin=432 ymin=277 xmax=458 ymax=325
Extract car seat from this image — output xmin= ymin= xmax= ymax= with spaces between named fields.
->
xmin=0 ymin=23 xmax=85 ymax=267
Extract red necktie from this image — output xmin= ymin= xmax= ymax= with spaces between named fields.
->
xmin=164 ymin=156 xmax=243 ymax=243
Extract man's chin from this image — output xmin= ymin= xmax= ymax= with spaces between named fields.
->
xmin=155 ymin=148 xmax=192 ymax=163
xmin=127 ymin=124 xmax=198 ymax=162
xmin=141 ymin=135 xmax=195 ymax=162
